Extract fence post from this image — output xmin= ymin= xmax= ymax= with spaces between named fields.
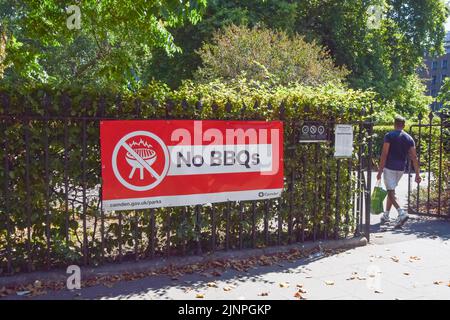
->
xmin=334 ymin=158 xmax=341 ymax=240
xmin=81 ymin=97 xmax=89 ymax=265
xmin=196 ymin=205 xmax=202 ymax=255
xmin=437 ymin=115 xmax=443 ymax=216
xmin=211 ymin=205 xmax=216 ymax=252
xmin=365 ymin=104 xmax=374 ymax=242
xmin=23 ymin=94 xmax=33 ymax=272
xmin=43 ymin=91 xmax=51 ymax=270
xmin=1 ymin=93 xmax=12 ymax=274
xmin=427 ymin=111 xmax=434 ymax=215
xmin=416 ymin=112 xmax=423 ymax=211
xmin=98 ymin=96 xmax=106 ymax=263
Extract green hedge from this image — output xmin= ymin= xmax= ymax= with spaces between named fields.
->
xmin=0 ymin=81 xmax=378 ymax=273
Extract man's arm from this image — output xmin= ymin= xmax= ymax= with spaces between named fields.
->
xmin=408 ymin=147 xmax=422 ymax=184
xmin=377 ymin=142 xmax=390 ymax=180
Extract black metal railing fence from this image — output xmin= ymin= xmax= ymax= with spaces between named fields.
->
xmin=407 ymin=112 xmax=450 ymax=218
xmin=0 ymin=91 xmax=375 ymax=274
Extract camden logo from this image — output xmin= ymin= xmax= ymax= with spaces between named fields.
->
xmin=258 ymin=191 xmax=278 ymax=198
xmin=112 ymin=131 xmax=170 ymax=191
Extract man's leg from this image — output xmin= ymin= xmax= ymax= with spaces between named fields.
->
xmin=391 ymin=173 xmax=409 ymax=228
xmin=381 ymin=191 xmax=394 ymax=223
xmin=381 ymin=169 xmax=395 ymax=223
xmin=386 ymin=193 xmax=393 ymax=213
xmin=387 ymin=189 xmax=399 ymax=210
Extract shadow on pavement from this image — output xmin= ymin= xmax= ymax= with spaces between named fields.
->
xmin=391 ymin=216 xmax=450 ymax=240
xmin=6 ymin=246 xmax=348 ymax=300
xmin=371 ymin=214 xmax=450 ymax=243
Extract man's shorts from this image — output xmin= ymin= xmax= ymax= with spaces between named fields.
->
xmin=383 ymin=168 xmax=404 ymax=191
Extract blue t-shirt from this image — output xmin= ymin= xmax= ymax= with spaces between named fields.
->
xmin=384 ymin=130 xmax=415 ymax=171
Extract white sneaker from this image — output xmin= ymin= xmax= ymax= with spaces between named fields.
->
xmin=395 ymin=210 xmax=409 ymax=229
xmin=380 ymin=212 xmax=390 ymax=224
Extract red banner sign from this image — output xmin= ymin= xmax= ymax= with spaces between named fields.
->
xmin=100 ymin=120 xmax=283 ymax=211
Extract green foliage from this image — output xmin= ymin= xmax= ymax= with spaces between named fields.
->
xmin=171 ymin=77 xmax=382 ymax=120
xmin=382 ymin=74 xmax=432 ymax=119
xmin=1 ymin=0 xmax=445 ymax=119
xmin=146 ymin=0 xmax=446 ymax=117
xmin=0 ymin=28 xmax=6 ymax=78
xmin=193 ymin=25 xmax=349 ymax=86
xmin=0 ymin=82 xmax=377 ymax=273
xmin=438 ymin=77 xmax=450 ymax=108
xmin=0 ymin=0 xmax=207 ymax=86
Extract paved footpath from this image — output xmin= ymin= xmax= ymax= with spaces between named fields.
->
xmin=5 ymin=214 xmax=449 ymax=300
xmin=3 ymin=174 xmax=450 ymax=300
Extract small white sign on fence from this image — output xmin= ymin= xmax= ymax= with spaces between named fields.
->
xmin=334 ymin=124 xmax=353 ymax=158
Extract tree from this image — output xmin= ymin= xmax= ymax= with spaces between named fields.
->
xmin=0 ymin=0 xmax=207 ymax=87
xmin=145 ymin=0 xmax=447 ymax=117
xmin=438 ymin=77 xmax=450 ymax=114
xmin=193 ymin=25 xmax=349 ymax=86
xmin=382 ymin=74 xmax=432 ymax=119
xmin=0 ymin=26 xmax=6 ymax=78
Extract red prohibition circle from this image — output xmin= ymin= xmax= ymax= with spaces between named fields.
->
xmin=112 ymin=131 xmax=170 ymax=191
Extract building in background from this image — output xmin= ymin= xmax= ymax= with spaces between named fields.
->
xmin=420 ymin=31 xmax=450 ymax=110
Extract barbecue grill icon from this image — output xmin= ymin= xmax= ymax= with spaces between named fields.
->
xmin=112 ymin=130 xmax=170 ymax=192
xmin=126 ymin=139 xmax=157 ymax=180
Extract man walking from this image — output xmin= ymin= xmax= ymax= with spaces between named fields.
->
xmin=377 ymin=116 xmax=421 ymax=228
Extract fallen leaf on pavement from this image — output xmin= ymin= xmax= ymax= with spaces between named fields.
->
xmin=279 ymin=282 xmax=289 ymax=288
xmin=391 ymin=256 xmax=400 ymax=263
xmin=200 ymin=272 xmax=213 ymax=278
xmin=211 ymin=261 xmax=225 ymax=268
xmin=403 ymin=272 xmax=410 ymax=276
xmin=196 ymin=293 xmax=205 ymax=299
xmin=258 ymin=292 xmax=269 ymax=296
xmin=374 ymin=289 xmax=383 ymax=294
xmin=223 ymin=287 xmax=232 ymax=292
xmin=325 ymin=280 xmax=335 ymax=286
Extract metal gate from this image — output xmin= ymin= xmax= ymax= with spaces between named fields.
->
xmin=407 ymin=111 xmax=450 ymax=218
